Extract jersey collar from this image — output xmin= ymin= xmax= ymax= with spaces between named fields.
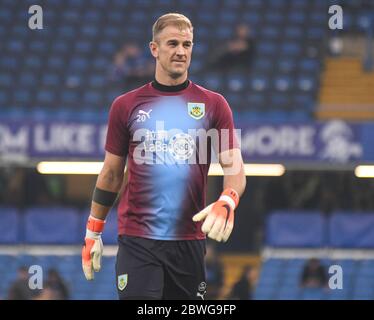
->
xmin=151 ymin=79 xmax=190 ymax=92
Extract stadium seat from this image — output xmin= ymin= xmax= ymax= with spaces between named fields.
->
xmin=0 ymin=207 xmax=20 ymax=244
xmin=329 ymin=213 xmax=374 ymax=248
xmin=266 ymin=211 xmax=327 ymax=248
xmin=24 ymin=207 xmax=80 ymax=244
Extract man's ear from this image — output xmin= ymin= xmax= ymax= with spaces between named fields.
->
xmin=149 ymin=41 xmax=158 ymax=58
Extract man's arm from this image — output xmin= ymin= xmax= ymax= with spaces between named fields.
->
xmin=82 ymin=151 xmax=126 ymax=280
xmin=219 ymin=148 xmax=246 ymax=197
xmin=192 ymin=148 xmax=246 ymax=242
xmin=90 ymin=151 xmax=126 ymax=220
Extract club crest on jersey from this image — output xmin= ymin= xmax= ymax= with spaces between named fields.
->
xmin=118 ymin=274 xmax=128 ymax=291
xmin=188 ymin=102 xmax=205 ymax=120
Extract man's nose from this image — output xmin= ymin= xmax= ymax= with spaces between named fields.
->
xmin=176 ymin=45 xmax=186 ymax=56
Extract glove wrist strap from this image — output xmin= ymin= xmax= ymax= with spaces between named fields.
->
xmin=219 ymin=188 xmax=239 ymax=210
xmin=85 ymin=229 xmax=101 ymax=240
xmin=86 ymin=215 xmax=105 ymax=234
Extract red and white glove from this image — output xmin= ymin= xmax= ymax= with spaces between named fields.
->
xmin=82 ymin=215 xmax=105 ymax=280
xmin=193 ymin=188 xmax=239 ymax=242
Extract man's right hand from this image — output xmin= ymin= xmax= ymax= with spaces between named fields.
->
xmin=82 ymin=215 xmax=105 ymax=280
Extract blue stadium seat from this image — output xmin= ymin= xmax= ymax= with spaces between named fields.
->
xmin=288 ymin=11 xmax=306 ymax=24
xmin=264 ymin=12 xmax=284 ymax=24
xmin=277 ymin=58 xmax=297 ymax=73
xmin=329 ymin=213 xmax=374 ymax=248
xmin=307 ymin=27 xmax=325 ymax=40
xmin=11 ymin=25 xmax=28 ymax=38
xmin=75 ymin=41 xmax=93 ymax=54
xmin=61 ymin=90 xmax=80 ymax=104
xmin=219 ymin=11 xmax=237 ymax=24
xmin=42 ymin=73 xmax=60 ymax=87
xmin=0 ymin=73 xmax=13 ymax=88
xmin=290 ymin=0 xmax=308 ymax=8
xmin=24 ymin=207 xmax=80 ymax=244
xmin=266 ymin=211 xmax=326 ymax=248
xmin=202 ymin=74 xmax=224 ymax=91
xmin=301 ymin=287 xmax=327 ymax=300
xmin=216 ymin=26 xmax=233 ymax=40
xmin=0 ymin=207 xmax=20 ymax=244
xmin=1 ymin=56 xmax=18 ymax=71
xmin=82 ymin=90 xmax=103 ymax=106
xmin=51 ymin=42 xmax=70 ymax=55
xmin=253 ymin=58 xmax=274 ymax=73
xmin=225 ymin=93 xmax=241 ymax=108
xmin=228 ymin=74 xmax=245 ymax=92
xmin=299 ymin=58 xmax=320 ymax=73
xmin=29 ymin=41 xmax=47 ymax=53
xmin=0 ymin=91 xmax=9 ymax=105
xmin=246 ymin=93 xmax=266 ymax=109
xmin=47 ymin=56 xmax=66 ymax=70
xmin=250 ymin=76 xmax=269 ymax=92
xmin=274 ymin=76 xmax=294 ymax=92
xmin=103 ymin=26 xmax=120 ymax=39
xmin=24 ymin=56 xmax=43 ymax=69
xmin=222 ymin=0 xmax=241 ymax=8
xmin=292 ymin=93 xmax=314 ymax=111
xmin=81 ymin=25 xmax=99 ymax=38
xmin=257 ymin=41 xmax=278 ymax=56
xmin=98 ymin=42 xmax=116 ymax=55
xmin=284 ymin=27 xmax=303 ymax=39
xmin=7 ymin=40 xmax=24 ymax=53
xmin=106 ymin=9 xmax=122 ymax=21
xmin=244 ymin=0 xmax=263 ymax=10
xmin=14 ymin=89 xmax=31 ymax=104
xmin=0 ymin=8 xmax=12 ymax=22
xmin=37 ymin=91 xmax=55 ymax=105
xmin=297 ymin=76 xmax=317 ymax=92
xmin=280 ymin=42 xmax=302 ymax=56
xmin=59 ymin=25 xmax=75 ymax=38
xmin=83 ymin=10 xmax=101 ymax=22
xmin=69 ymin=57 xmax=89 ymax=71
xmin=241 ymin=12 xmax=260 ymax=25
xmin=260 ymin=27 xmax=280 ymax=39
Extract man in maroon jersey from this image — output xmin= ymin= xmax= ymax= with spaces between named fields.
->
xmin=82 ymin=13 xmax=246 ymax=300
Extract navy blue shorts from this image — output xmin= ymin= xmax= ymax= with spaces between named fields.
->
xmin=115 ymin=235 xmax=206 ymax=300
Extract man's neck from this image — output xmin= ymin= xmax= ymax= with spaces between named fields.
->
xmin=155 ymin=69 xmax=188 ymax=86
xmin=152 ymin=78 xmax=189 ymax=92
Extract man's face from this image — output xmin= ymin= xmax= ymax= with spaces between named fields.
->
xmin=150 ymin=25 xmax=193 ymax=79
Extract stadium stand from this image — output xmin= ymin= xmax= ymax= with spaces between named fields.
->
xmin=1 ymin=207 xmax=374 ymax=299
xmin=254 ymin=210 xmax=374 ymax=300
xmin=0 ymin=0 xmax=330 ymax=121
xmin=1 ymin=0 xmax=374 ymax=300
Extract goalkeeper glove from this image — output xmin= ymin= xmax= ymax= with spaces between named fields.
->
xmin=192 ymin=188 xmax=239 ymax=242
xmin=82 ymin=215 xmax=105 ymax=280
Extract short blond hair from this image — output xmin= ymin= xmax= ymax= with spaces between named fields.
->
xmin=152 ymin=13 xmax=193 ymax=41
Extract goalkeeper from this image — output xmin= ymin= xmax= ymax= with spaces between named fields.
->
xmin=82 ymin=13 xmax=246 ymax=300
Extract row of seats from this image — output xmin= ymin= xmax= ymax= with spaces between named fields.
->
xmin=255 ymin=258 xmax=374 ymax=300
xmin=2 ymin=207 xmax=374 ymax=247
xmin=1 ymin=254 xmax=373 ymax=300
xmin=267 ymin=211 xmax=374 ymax=248
xmin=0 ymin=254 xmax=117 ymax=300
xmin=0 ymin=0 xmax=328 ymax=120
xmin=0 ymin=207 xmax=118 ymax=245
xmin=2 ymin=0 xmax=371 ymax=120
